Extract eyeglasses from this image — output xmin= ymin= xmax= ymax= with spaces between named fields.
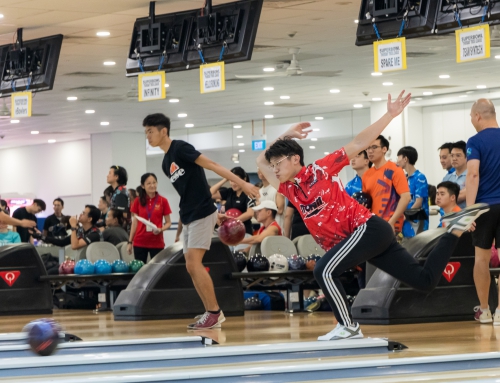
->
xmin=269 ymin=155 xmax=290 ymax=170
xmin=366 ymin=145 xmax=382 ymax=151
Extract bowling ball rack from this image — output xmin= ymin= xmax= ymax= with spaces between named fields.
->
xmin=39 ymin=273 xmax=135 ymax=312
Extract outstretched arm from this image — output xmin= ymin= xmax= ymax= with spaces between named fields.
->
xmin=344 ymin=90 xmax=411 ymax=160
xmin=0 ymin=211 xmax=36 ymax=228
xmin=195 ymin=155 xmax=260 ymax=199
xmin=256 ymin=122 xmax=312 ymax=191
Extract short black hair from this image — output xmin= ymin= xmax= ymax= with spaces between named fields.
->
xmin=438 ymin=142 xmax=453 ymax=152
xmin=451 ymin=140 xmax=466 ymax=155
xmin=0 ymin=199 xmax=9 ymax=215
xmin=397 ymin=146 xmax=418 ymax=165
xmin=231 ymin=167 xmax=249 ymax=182
xmin=143 ymin=113 xmax=171 ymax=136
xmin=437 ymin=181 xmax=460 ymax=201
xmin=103 ymin=186 xmax=114 ymax=199
xmin=377 ymin=135 xmax=390 ymax=150
xmin=85 ymin=204 xmax=101 ymax=225
xmin=53 ymin=198 xmax=64 ymax=206
xmin=100 ymin=196 xmax=109 ymax=206
xmin=359 ymin=150 xmax=373 ymax=168
xmin=110 ymin=165 xmax=128 ymax=186
xmin=108 ymin=208 xmax=125 ymax=227
xmin=33 ymin=199 xmax=46 ymax=211
xmin=265 ymin=137 xmax=305 ymax=166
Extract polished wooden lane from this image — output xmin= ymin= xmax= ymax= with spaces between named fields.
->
xmin=1 ymin=310 xmax=500 ymax=357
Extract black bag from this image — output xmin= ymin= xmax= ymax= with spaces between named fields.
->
xmin=54 ymin=292 xmax=98 ymax=309
xmin=40 ymin=253 xmax=59 ymax=275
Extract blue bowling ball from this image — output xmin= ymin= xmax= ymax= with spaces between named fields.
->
xmin=74 ymin=260 xmax=95 ymax=275
xmin=94 ymin=259 xmax=112 ymax=275
xmin=25 ymin=319 xmax=61 ymax=356
xmin=112 ymin=260 xmax=129 ymax=273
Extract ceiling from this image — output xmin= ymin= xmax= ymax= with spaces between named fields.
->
xmin=0 ymin=0 xmax=499 ymax=149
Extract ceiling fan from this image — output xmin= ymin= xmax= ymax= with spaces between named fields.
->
xmin=234 ymin=47 xmax=342 ymax=79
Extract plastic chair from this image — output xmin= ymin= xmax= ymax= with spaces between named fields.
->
xmin=296 ymin=234 xmax=326 ymax=257
xmin=65 ymin=245 xmax=88 ymax=261
xmin=261 ymin=236 xmax=297 ymax=258
xmin=86 ymin=242 xmax=120 ymax=263
xmin=118 ymin=242 xmax=135 ymax=263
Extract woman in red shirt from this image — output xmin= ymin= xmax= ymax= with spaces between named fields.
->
xmin=128 ymin=173 xmax=172 ymax=263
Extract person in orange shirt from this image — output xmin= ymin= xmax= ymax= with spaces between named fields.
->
xmin=436 ymin=181 xmax=461 ymax=228
xmin=362 ymin=135 xmax=411 ymax=234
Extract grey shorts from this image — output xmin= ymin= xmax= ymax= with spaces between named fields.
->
xmin=182 ymin=210 xmax=218 ymax=253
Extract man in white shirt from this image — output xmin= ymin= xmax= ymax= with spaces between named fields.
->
xmin=257 ymin=168 xmax=285 ymax=230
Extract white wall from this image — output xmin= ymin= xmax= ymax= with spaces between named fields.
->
xmin=0 ymin=140 xmax=92 ymax=216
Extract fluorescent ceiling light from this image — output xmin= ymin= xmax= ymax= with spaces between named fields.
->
xmin=315 ymin=117 xmax=323 ymax=120
xmin=382 ymin=82 xmax=393 ymax=86
xmin=263 ymin=87 xmax=274 ymax=91
xmin=354 ymin=19 xmax=359 ymax=23
xmin=372 ymin=97 xmax=382 ymax=101
xmin=67 ymin=96 xmax=77 ymax=101
xmin=263 ymin=67 xmax=275 ymax=72
xmin=103 ymin=61 xmax=116 ymax=66
xmin=371 ymin=72 xmax=382 ymax=76
xmin=264 ymin=115 xmax=274 ymax=119
xmin=48 ymin=139 xmax=56 ymax=144
xmin=238 ymin=143 xmax=244 ymax=146
xmin=178 ymin=113 xmax=187 ymax=118
xmin=329 ymin=89 xmax=340 ymax=93
xmin=185 ymin=123 xmax=194 ymax=128
xmin=439 ymin=74 xmax=450 ymax=79
xmin=10 ymin=120 xmax=19 ymax=123
xmin=85 ymin=110 xmax=95 ymax=114
xmin=477 ymin=85 xmax=487 ymax=89
xmin=233 ymin=124 xmax=242 ymax=128
xmin=236 ymin=135 xmax=243 ymax=138
xmin=353 ymin=104 xmax=363 ymax=108
xmin=423 ymin=91 xmax=433 ymax=96
xmin=280 ymin=95 xmax=290 ymax=100
xmin=312 ymin=128 xmax=320 ymax=131
xmin=264 ymin=101 xmax=274 ymax=106
xmin=31 ymin=131 xmax=39 ymax=135
xmin=309 ymin=146 xmax=316 ymax=149
xmin=311 ymin=138 xmax=318 ymax=141
xmin=169 ymin=99 xmax=179 ymax=103
xmin=164 ymin=83 xmax=169 ymax=87
xmin=96 ymin=31 xmax=110 ymax=37
xmin=100 ymin=121 xmax=109 ymax=126
xmin=239 ymin=149 xmax=245 ymax=152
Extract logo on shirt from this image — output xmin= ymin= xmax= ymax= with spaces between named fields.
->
xmin=467 ymin=148 xmax=472 ymax=158
xmin=300 ymin=196 xmax=327 ymax=219
xmin=0 ymin=271 xmax=20 ymax=287
xmin=170 ymin=162 xmax=185 ymax=183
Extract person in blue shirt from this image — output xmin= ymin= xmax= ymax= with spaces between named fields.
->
xmin=345 ymin=150 xmax=371 ymax=197
xmin=396 ymin=146 xmax=429 ymax=238
xmin=466 ymin=98 xmax=500 ymax=325
xmin=0 ymin=222 xmax=21 ymax=246
xmin=438 ymin=142 xmax=455 ymax=181
xmin=449 ymin=141 xmax=468 ymax=209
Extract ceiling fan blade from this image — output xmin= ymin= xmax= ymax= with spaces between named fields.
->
xmin=299 ymin=71 xmax=342 ymax=77
xmin=234 ymin=72 xmax=288 ymax=79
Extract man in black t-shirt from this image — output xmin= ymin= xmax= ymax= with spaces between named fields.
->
xmin=43 ymin=198 xmax=68 ymax=238
xmin=13 ymin=199 xmax=46 ymax=243
xmin=107 ymin=166 xmax=131 ymax=232
xmin=69 ymin=205 xmax=103 ymax=249
xmin=143 ymin=113 xmax=259 ymax=330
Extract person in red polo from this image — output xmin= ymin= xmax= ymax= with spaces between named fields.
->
xmin=128 ymin=173 xmax=172 ymax=263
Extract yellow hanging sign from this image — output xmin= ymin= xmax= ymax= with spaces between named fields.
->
xmin=456 ymin=24 xmax=490 ymax=63
xmin=373 ymin=37 xmax=407 ymax=73
xmin=11 ymin=91 xmax=32 ymax=118
xmin=138 ymin=71 xmax=166 ymax=102
xmin=200 ymin=62 xmax=225 ymax=94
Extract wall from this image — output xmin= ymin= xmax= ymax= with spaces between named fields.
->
xmin=0 ymin=140 xmax=92 ymax=216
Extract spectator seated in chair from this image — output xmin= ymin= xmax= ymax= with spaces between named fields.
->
xmin=236 ymin=200 xmax=282 ymax=254
xmin=102 ymin=208 xmax=129 ymax=246
xmin=0 ymin=222 xmax=21 ymax=246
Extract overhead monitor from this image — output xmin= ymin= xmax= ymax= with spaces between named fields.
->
xmin=435 ymin=0 xmax=500 ymax=34
xmin=126 ymin=0 xmax=263 ymax=75
xmin=0 ymin=33 xmax=63 ymax=97
xmin=355 ymin=0 xmax=440 ymax=46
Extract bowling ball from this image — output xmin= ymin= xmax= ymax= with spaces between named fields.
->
xmin=25 ymin=319 xmax=61 ymax=356
xmin=218 ymin=218 xmax=245 ymax=246
xmin=268 ymin=254 xmax=289 ymax=272
xmin=129 ymin=259 xmax=145 ymax=273
xmin=247 ymin=254 xmax=270 ymax=272
xmin=74 ymin=259 xmax=95 ymax=275
xmin=305 ymin=254 xmax=321 ymax=271
xmin=225 ymin=208 xmax=242 ymax=218
xmin=304 ymin=296 xmax=317 ymax=309
xmin=244 ymin=294 xmax=262 ymax=310
xmin=94 ymin=259 xmax=112 ymax=274
xmin=288 ymin=254 xmax=306 ymax=270
xmin=58 ymin=257 xmax=75 ymax=275
xmin=232 ymin=251 xmax=247 ymax=272
xmin=111 ymin=259 xmax=129 ymax=273
xmin=352 ymin=191 xmax=372 ymax=210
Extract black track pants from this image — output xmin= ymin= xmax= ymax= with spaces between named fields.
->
xmin=313 ymin=215 xmax=460 ymax=327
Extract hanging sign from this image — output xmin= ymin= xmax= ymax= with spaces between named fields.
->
xmin=373 ymin=37 xmax=407 ymax=73
xmin=200 ymin=62 xmax=225 ymax=94
xmin=252 ymin=134 xmax=267 ymax=151
xmin=138 ymin=71 xmax=166 ymax=102
xmin=456 ymin=24 xmax=490 ymax=63
xmin=11 ymin=91 xmax=32 ymax=118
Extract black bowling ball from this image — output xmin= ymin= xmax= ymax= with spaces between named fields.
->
xmin=352 ymin=191 xmax=373 ymax=210
xmin=244 ymin=294 xmax=262 ymax=310
xmin=233 ymin=251 xmax=247 ymax=272
xmin=247 ymin=254 xmax=270 ymax=272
